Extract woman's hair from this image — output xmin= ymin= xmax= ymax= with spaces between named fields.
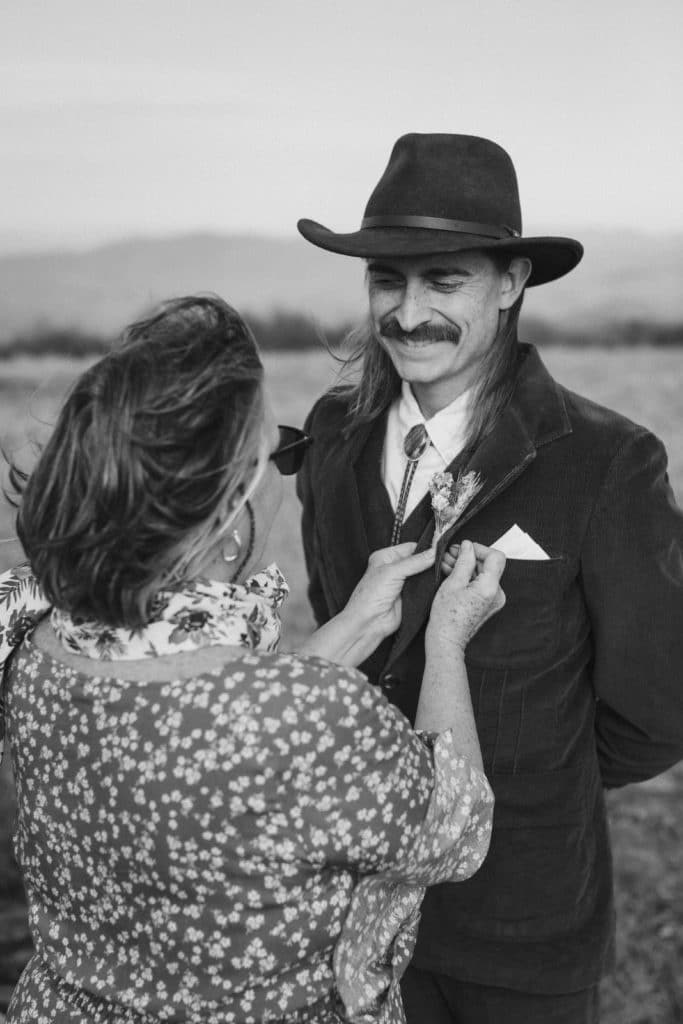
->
xmin=330 ymin=252 xmax=525 ymax=452
xmin=10 ymin=295 xmax=265 ymax=628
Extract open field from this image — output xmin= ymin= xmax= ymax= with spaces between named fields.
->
xmin=0 ymin=346 xmax=682 ymax=1021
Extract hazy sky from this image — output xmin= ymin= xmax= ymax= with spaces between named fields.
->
xmin=2 ymin=0 xmax=681 ymax=251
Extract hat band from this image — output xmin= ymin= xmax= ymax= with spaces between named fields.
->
xmin=361 ymin=215 xmax=520 ymax=239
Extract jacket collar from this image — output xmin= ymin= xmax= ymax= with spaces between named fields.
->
xmin=312 ymin=414 xmax=377 ymax=612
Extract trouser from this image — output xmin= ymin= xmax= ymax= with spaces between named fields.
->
xmin=401 ymin=966 xmax=600 ymax=1024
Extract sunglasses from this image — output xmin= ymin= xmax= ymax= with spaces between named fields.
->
xmin=269 ymin=425 xmax=313 ymax=476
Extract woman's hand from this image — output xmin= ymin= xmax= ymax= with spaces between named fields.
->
xmin=297 ymin=542 xmax=435 ymax=668
xmin=417 ymin=541 xmax=504 ymax=761
xmin=344 ymin=542 xmax=436 ymax=639
xmin=427 ymin=540 xmax=506 ymax=653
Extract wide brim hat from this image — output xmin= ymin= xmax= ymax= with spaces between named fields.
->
xmin=298 ymin=133 xmax=583 ymax=287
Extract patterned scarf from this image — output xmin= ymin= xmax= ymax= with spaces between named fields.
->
xmin=0 ymin=563 xmax=288 ymax=762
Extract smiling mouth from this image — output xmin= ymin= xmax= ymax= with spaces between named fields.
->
xmin=388 ymin=336 xmax=458 ymax=348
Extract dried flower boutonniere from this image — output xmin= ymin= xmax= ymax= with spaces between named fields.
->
xmin=429 ymin=470 xmax=484 ymax=546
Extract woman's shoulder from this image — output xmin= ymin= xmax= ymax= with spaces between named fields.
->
xmin=24 ymin=619 xmax=372 ymax=695
xmin=220 ymin=649 xmax=400 ymax=723
xmin=257 ymin=652 xmax=411 ymax=735
xmin=228 ymin=649 xmax=371 ymax=698
xmin=26 ymin=617 xmax=245 ymax=683
xmin=19 ymin=619 xmax=403 ymax=741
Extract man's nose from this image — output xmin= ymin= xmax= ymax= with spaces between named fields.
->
xmin=394 ymin=280 xmax=431 ymax=333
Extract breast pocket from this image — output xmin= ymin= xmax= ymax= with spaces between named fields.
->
xmin=465 ymin=557 xmax=565 ymax=669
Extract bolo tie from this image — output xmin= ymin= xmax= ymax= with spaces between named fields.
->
xmin=390 ymin=423 xmax=430 ymax=544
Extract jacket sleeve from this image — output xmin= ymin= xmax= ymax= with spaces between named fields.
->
xmin=296 ymin=400 xmax=333 ymax=628
xmin=581 ymin=428 xmax=683 ymax=788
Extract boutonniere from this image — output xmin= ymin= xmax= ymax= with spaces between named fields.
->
xmin=429 ymin=470 xmax=484 ymax=546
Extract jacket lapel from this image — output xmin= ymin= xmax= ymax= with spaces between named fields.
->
xmin=313 ymin=417 xmax=376 ymax=612
xmin=354 ymin=415 xmax=396 ymax=553
xmin=439 ymin=404 xmax=537 ymax=539
xmin=385 ymin=345 xmax=571 ymax=670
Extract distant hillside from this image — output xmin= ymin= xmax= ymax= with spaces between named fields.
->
xmin=0 ymin=235 xmax=363 ymax=339
xmin=1 ymin=230 xmax=682 ymax=340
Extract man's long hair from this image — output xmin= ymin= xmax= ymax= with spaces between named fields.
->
xmin=330 ymin=288 xmax=525 ymax=453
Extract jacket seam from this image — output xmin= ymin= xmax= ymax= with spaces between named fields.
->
xmin=580 ymin=427 xmax=650 ymax=555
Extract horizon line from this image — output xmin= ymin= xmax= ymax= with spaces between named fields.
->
xmin=2 ymin=224 xmax=683 ymax=260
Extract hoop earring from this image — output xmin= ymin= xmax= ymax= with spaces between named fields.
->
xmin=232 ymin=501 xmax=255 ymax=580
xmin=221 ymin=530 xmax=242 ymax=563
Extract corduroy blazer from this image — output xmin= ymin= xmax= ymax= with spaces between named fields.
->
xmin=296 ymin=344 xmax=683 ymax=994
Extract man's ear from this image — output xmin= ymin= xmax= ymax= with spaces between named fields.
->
xmin=499 ymin=257 xmax=532 ymax=310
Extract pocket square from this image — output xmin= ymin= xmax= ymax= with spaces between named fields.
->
xmin=491 ymin=524 xmax=550 ymax=560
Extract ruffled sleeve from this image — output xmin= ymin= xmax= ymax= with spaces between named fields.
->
xmin=280 ymin=658 xmax=492 ymax=1023
xmin=333 ymin=729 xmax=493 ymax=1024
xmin=0 ymin=563 xmax=50 ymax=764
xmin=381 ymin=728 xmax=493 ymax=885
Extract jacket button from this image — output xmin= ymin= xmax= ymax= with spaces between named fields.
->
xmin=381 ymin=673 xmax=400 ymax=692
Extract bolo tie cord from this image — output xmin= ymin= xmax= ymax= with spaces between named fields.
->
xmin=390 ymin=423 xmax=430 ymax=545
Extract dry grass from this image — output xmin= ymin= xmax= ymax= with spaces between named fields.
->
xmin=0 ymin=346 xmax=681 ymax=1021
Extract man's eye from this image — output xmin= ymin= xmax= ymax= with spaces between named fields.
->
xmin=430 ymin=279 xmax=462 ymax=291
xmin=370 ymin=276 xmax=401 ymax=288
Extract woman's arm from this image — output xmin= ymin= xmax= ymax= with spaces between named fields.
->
xmin=416 ymin=649 xmax=481 ymax=769
xmin=289 ymin=542 xmax=505 ymax=876
xmin=415 ymin=541 xmax=506 ymax=771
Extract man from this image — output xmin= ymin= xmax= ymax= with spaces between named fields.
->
xmin=295 ymin=134 xmax=683 ymax=1023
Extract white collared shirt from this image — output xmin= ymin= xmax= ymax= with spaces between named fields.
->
xmin=382 ymin=381 xmax=472 ymax=517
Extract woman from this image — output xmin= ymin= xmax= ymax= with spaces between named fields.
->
xmin=1 ymin=296 xmax=504 ymax=1024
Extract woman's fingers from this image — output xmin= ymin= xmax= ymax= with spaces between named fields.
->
xmin=429 ymin=540 xmax=506 ymax=649
xmin=442 ymin=540 xmax=507 ymax=578
xmin=467 ymin=548 xmax=507 ymax=621
xmin=392 ymin=541 xmax=418 ymax=556
xmin=467 ymin=541 xmax=498 ymax=560
xmin=367 ymin=541 xmax=416 ymax=566
xmin=441 ymin=545 xmax=459 ymax=575
xmin=384 ymin=545 xmax=436 ymax=580
xmin=400 ymin=546 xmax=436 ymax=576
xmin=447 ymin=539 xmax=478 ymax=589
xmin=477 ymin=546 xmax=506 ymax=580
xmin=368 ymin=542 xmax=435 ymax=575
xmin=439 ymin=542 xmax=506 ymax=613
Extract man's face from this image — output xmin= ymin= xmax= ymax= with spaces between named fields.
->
xmin=367 ymin=250 xmax=522 ymax=412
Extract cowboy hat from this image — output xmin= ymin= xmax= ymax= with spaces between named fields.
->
xmin=297 ymin=133 xmax=583 ymax=286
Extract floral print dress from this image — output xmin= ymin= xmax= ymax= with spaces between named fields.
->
xmin=5 ymin=635 xmax=492 ymax=1024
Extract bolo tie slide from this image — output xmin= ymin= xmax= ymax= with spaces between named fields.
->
xmin=390 ymin=423 xmax=430 ymax=545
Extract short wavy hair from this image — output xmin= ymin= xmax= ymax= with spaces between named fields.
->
xmin=11 ymin=295 xmax=265 ymax=628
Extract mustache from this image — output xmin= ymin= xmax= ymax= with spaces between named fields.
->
xmin=377 ymin=316 xmax=461 ymax=345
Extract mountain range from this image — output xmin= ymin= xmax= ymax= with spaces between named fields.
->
xmin=1 ymin=229 xmax=681 ymax=340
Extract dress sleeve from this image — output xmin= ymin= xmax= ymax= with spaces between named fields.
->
xmin=295 ymin=399 xmax=332 ymax=628
xmin=287 ymin=655 xmax=493 ymax=885
xmin=284 ymin=658 xmax=493 ymax=1024
xmin=0 ymin=563 xmax=51 ymax=764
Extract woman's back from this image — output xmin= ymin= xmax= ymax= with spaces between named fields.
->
xmin=2 ymin=295 xmax=499 ymax=1023
xmin=7 ymin=629 xmax=437 ymax=1022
